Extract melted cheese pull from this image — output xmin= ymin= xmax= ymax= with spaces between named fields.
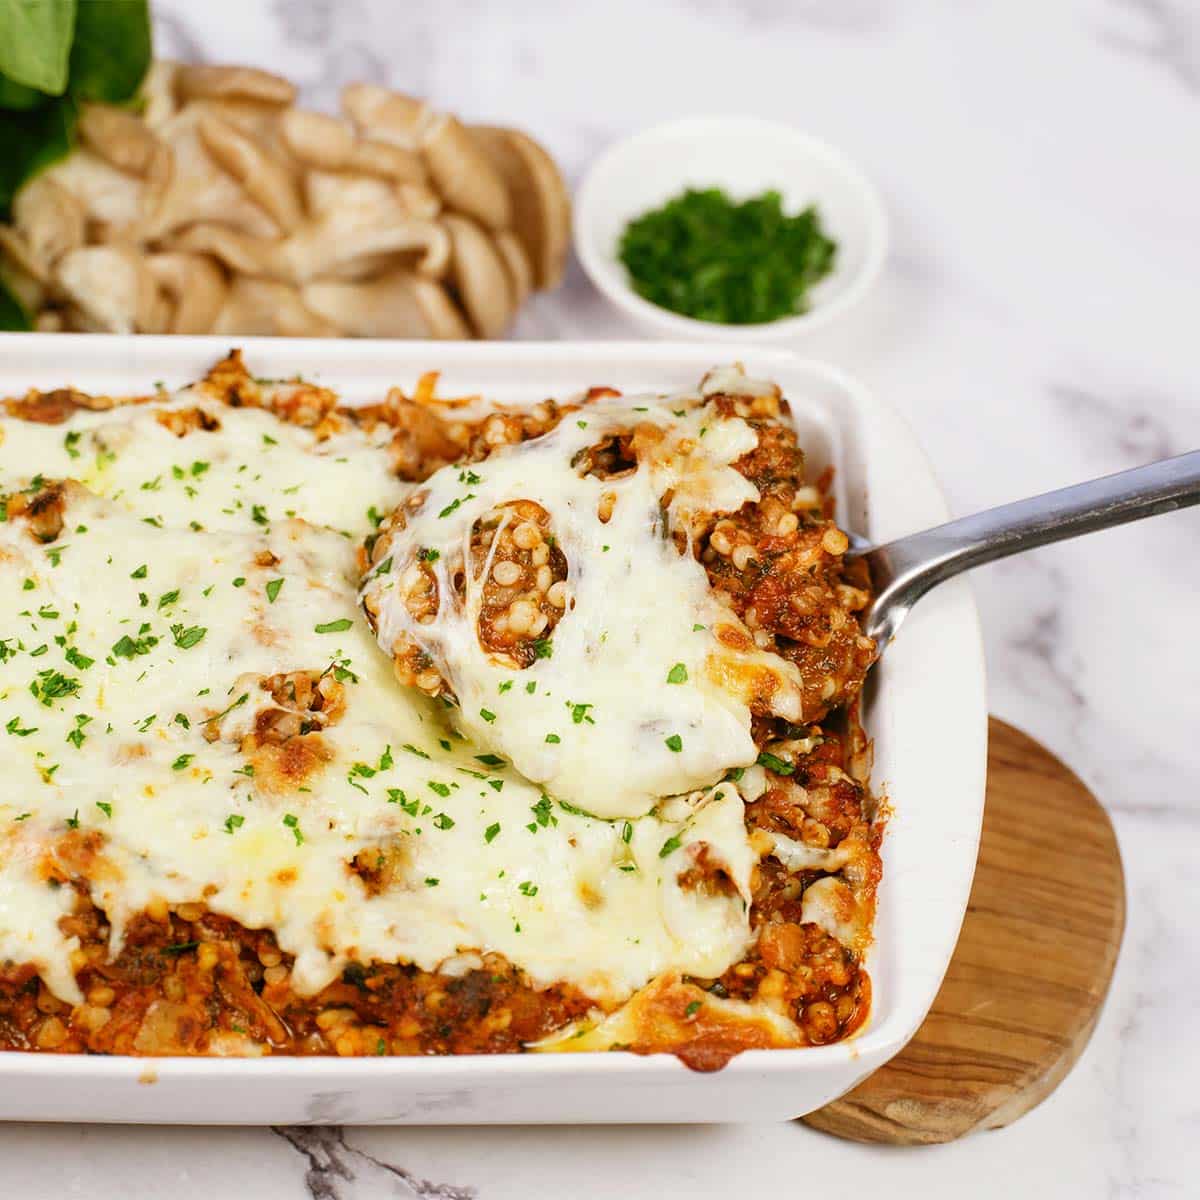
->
xmin=363 ymin=375 xmax=805 ymax=819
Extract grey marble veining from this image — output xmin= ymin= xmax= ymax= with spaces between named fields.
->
xmin=1 ymin=1 xmax=1197 ymax=1196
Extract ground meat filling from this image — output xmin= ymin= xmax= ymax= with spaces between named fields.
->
xmin=0 ymin=894 xmax=593 ymax=1056
xmin=696 ymin=392 xmax=875 ymax=722
xmin=472 ymin=500 xmax=569 ymax=668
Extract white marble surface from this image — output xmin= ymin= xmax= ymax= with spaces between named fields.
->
xmin=4 ymin=0 xmax=1199 ymax=1195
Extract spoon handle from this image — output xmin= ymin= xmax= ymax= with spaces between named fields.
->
xmin=860 ymin=449 xmax=1200 ymax=644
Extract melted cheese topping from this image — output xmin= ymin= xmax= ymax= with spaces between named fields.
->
xmin=0 ymin=387 xmax=406 ymax=538
xmin=0 ymin=481 xmax=757 ymax=1009
xmin=364 ymin=386 xmax=804 ymax=819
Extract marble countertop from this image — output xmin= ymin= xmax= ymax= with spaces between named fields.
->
xmin=4 ymin=0 xmax=1198 ymax=1195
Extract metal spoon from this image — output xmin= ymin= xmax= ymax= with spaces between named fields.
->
xmin=849 ymin=450 xmax=1200 ymax=646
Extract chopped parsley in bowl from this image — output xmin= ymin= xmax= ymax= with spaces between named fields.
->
xmin=573 ymin=117 xmax=887 ymax=339
xmin=617 ymin=188 xmax=837 ymax=326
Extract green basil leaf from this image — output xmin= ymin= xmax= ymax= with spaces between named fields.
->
xmin=0 ymin=0 xmax=77 ymax=95
xmin=0 ymin=71 xmax=49 ymax=110
xmin=0 ymin=274 xmax=31 ymax=331
xmin=68 ymin=0 xmax=150 ymax=103
xmin=0 ymin=95 xmax=77 ymax=219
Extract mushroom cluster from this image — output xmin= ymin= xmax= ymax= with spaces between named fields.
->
xmin=0 ymin=63 xmax=571 ymax=338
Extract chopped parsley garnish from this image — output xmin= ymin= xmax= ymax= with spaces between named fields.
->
xmin=130 ymin=564 xmax=148 ymax=579
xmin=659 ymin=834 xmax=683 ymax=858
xmin=418 ymin=547 xmax=440 ymax=562
xmin=544 ymin=733 xmax=560 ymax=744
xmin=666 ymin=663 xmax=688 ymax=684
xmin=232 ymin=577 xmax=246 ymax=588
xmin=265 ymin=578 xmax=284 ymax=604
xmin=431 ymin=812 xmax=455 ymax=830
xmin=171 ymin=624 xmax=207 ymax=650
xmin=64 ymin=431 xmax=81 ymax=459
xmin=693 ymin=623 xmax=706 ymax=632
xmin=756 ymin=750 xmax=795 ymax=776
xmin=428 ymin=781 xmax=451 ymax=798
xmin=475 ymin=754 xmax=506 ymax=767
xmin=401 ymin=743 xmax=430 ymax=760
xmin=388 ymin=788 xmax=420 ymax=817
xmin=529 ymin=794 xmax=558 ymax=831
xmin=112 ymin=631 xmax=158 ymax=658
xmin=685 ymin=1000 xmax=702 ymax=1017
xmin=424 ymin=878 xmax=439 ymax=888
xmin=251 ymin=504 xmax=270 ymax=527
xmin=6 ymin=716 xmax=36 ymax=737
xmin=157 ymin=589 xmax=180 ymax=609
xmin=95 ymin=801 xmax=112 ymax=818
xmin=224 ymin=814 xmax=244 ymax=834
xmin=171 ymin=754 xmax=194 ymax=771
xmin=66 ymin=714 xmax=91 ymax=748
xmin=567 ymin=702 xmax=594 ymax=725
xmin=438 ymin=494 xmax=475 ymax=519
xmin=621 ymin=821 xmax=633 ymax=844
xmin=479 ymin=707 xmax=497 ymax=724
xmin=484 ymin=822 xmax=501 ymax=843
xmin=315 ymin=618 xmax=353 ymax=634
xmin=30 ymin=669 xmax=81 ymax=706
xmin=664 ymin=734 xmax=683 ymax=753
xmin=532 ymin=638 xmax=554 ymax=660
xmin=64 ymin=647 xmax=93 ymax=670
xmin=282 ymin=813 xmax=304 ymax=845
xmin=65 ymin=810 xmax=80 ymax=830
xmin=518 ymin=881 xmax=538 ymax=897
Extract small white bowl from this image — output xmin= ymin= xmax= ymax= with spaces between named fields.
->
xmin=574 ymin=117 xmax=888 ymax=340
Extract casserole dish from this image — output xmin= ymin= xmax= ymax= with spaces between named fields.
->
xmin=0 ymin=335 xmax=986 ymax=1123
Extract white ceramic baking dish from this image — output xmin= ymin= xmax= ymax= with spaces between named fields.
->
xmin=0 ymin=335 xmax=986 ymax=1124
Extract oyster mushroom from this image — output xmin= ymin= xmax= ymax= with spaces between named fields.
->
xmin=471 ymin=125 xmax=571 ymax=288
xmin=302 ymin=270 xmax=446 ymax=338
xmin=421 ymin=114 xmax=511 ymax=231
xmin=197 ymin=114 xmax=305 ymax=235
xmin=146 ymin=252 xmax=227 ymax=334
xmin=409 ymin=275 xmax=472 ymax=339
xmin=55 ymin=246 xmax=169 ymax=334
xmin=146 ymin=107 xmax=279 ymax=240
xmin=172 ymin=216 xmax=451 ymax=284
xmin=41 ymin=149 xmax=147 ymax=231
xmin=492 ymin=229 xmax=534 ymax=307
xmin=341 ymin=83 xmax=431 ymax=148
xmin=281 ymin=109 xmax=427 ymax=183
xmin=0 ymin=238 xmax=47 ymax=312
xmin=442 ymin=213 xmax=513 ymax=338
xmin=175 ymin=64 xmax=296 ymax=107
xmin=213 ymin=277 xmax=339 ymax=337
xmin=10 ymin=176 xmax=85 ymax=276
xmin=78 ymin=104 xmax=167 ymax=179
xmin=396 ymin=182 xmax=442 ymax=220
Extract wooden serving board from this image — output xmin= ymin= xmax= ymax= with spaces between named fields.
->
xmin=801 ymin=717 xmax=1125 ymax=1145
